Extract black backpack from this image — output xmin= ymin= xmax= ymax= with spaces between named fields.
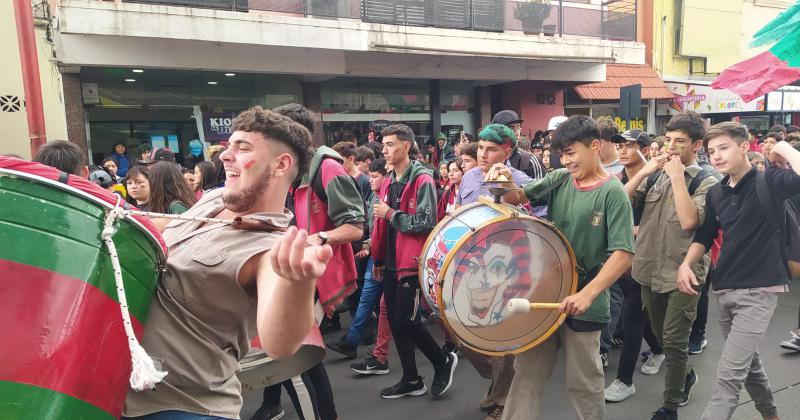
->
xmin=754 ymin=171 xmax=800 ymax=277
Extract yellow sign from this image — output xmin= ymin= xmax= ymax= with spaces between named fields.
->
xmin=612 ymin=116 xmax=645 ymax=131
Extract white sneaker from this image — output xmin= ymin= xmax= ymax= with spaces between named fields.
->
xmin=604 ymin=379 xmax=636 ymax=402
xmin=640 ymin=353 xmax=666 ymax=375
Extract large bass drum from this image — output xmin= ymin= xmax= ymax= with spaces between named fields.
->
xmin=420 ymin=196 xmax=577 ymax=356
xmin=0 ymin=157 xmax=166 ymax=420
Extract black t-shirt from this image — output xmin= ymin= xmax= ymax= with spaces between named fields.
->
xmin=693 ymin=166 xmax=800 ymax=290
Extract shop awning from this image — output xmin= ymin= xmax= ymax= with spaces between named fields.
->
xmin=575 ymin=64 xmax=674 ymax=100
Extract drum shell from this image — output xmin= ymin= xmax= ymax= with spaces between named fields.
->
xmin=421 ymin=200 xmax=577 ymax=357
xmin=419 ymin=202 xmax=505 ymax=317
xmin=240 ymin=326 xmax=325 ymax=391
xmin=0 ymin=167 xmax=165 ymax=420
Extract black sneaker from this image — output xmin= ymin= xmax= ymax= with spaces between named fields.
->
xmin=350 ymin=356 xmax=390 ymax=375
xmin=326 ymin=335 xmax=357 ymax=359
xmin=431 ymin=352 xmax=458 ymax=396
xmin=650 ymin=407 xmax=677 ymax=420
xmin=380 ymin=377 xmax=427 ymax=399
xmin=249 ymin=403 xmax=285 ymax=420
xmin=679 ymin=369 xmax=698 ymax=407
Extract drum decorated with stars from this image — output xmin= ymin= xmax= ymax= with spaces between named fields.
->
xmin=419 ymin=196 xmax=577 ymax=356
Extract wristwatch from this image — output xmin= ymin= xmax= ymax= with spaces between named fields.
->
xmin=317 ymin=231 xmax=329 ymax=245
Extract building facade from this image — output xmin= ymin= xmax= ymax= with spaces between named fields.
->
xmin=646 ymin=0 xmax=795 ymax=133
xmin=40 ymin=0 xmax=644 ymax=165
xmin=1 ymin=1 xmax=68 ymax=159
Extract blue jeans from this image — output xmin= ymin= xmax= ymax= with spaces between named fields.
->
xmin=346 ymin=258 xmax=381 ymax=346
xmin=123 ymin=411 xmax=232 ymax=420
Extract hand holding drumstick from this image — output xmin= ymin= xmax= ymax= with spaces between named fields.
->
xmin=507 ymin=289 xmax=594 ymax=316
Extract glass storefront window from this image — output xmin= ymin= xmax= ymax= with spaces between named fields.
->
xmin=441 ymin=80 xmax=476 ymax=139
xmin=321 ymin=78 xmax=431 ymax=145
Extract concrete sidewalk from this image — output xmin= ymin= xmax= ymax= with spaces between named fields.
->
xmin=241 ymin=286 xmax=800 ymax=420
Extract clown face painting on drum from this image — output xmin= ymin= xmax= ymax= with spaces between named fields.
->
xmin=420 ymin=200 xmax=576 ymax=356
xmin=454 ymin=225 xmax=535 ymax=327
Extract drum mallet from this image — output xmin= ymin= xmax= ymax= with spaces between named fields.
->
xmin=507 ymin=298 xmax=561 ymax=313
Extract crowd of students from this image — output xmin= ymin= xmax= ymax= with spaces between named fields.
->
xmin=16 ymin=103 xmax=800 ymax=420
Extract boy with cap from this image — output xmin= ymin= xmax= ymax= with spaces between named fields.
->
xmin=604 ymin=129 xmax=668 ymax=403
xmin=492 ymin=110 xmax=546 ymax=180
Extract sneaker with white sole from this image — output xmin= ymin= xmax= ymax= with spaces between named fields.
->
xmin=781 ymin=328 xmax=800 ymax=351
xmin=779 ymin=336 xmax=800 ymax=351
xmin=605 ymin=379 xmax=636 ymax=402
xmin=688 ymin=337 xmax=708 ymax=354
xmin=678 ymin=369 xmax=698 ymax=407
xmin=640 ymin=353 xmax=666 ymax=375
xmin=380 ymin=377 xmax=427 ymax=399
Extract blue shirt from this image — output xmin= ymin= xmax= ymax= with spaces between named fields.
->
xmin=457 ymin=166 xmax=533 ymax=206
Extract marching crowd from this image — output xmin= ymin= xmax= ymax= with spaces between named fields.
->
xmin=18 ymin=103 xmax=800 ymax=420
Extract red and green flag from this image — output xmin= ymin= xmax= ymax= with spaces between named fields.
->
xmin=712 ymin=1 xmax=800 ymax=101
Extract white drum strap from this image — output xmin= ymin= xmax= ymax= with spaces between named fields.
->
xmin=102 ymin=205 xmax=168 ymax=391
xmin=101 ymin=201 xmax=263 ymax=390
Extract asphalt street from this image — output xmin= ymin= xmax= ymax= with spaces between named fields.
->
xmin=241 ymin=286 xmax=800 ymax=420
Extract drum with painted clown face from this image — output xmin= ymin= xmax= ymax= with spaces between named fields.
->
xmin=419 ymin=196 xmax=577 ymax=356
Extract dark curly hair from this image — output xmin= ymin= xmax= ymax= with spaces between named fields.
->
xmin=231 ymin=106 xmax=312 ymax=182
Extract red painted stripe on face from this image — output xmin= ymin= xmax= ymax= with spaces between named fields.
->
xmin=244 ymin=160 xmax=256 ymax=170
xmin=0 ymin=259 xmax=145 ymax=418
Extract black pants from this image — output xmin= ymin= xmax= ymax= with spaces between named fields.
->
xmin=260 ymin=362 xmax=336 ymax=420
xmin=384 ymin=269 xmax=447 ymax=382
xmin=690 ymin=268 xmax=713 ymax=343
xmin=617 ymin=276 xmax=664 ymax=385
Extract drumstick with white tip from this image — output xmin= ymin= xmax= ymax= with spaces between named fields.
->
xmin=507 ymin=298 xmax=561 ymax=313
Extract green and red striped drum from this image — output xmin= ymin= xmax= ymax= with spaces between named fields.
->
xmin=0 ymin=158 xmax=167 ymax=419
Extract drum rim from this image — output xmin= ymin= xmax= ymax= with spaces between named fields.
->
xmin=0 ymin=167 xmax=167 ymax=263
xmin=435 ymin=210 xmax=578 ymax=357
xmin=418 ymin=201 xmax=487 ymax=292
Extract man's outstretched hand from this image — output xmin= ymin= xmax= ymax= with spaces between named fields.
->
xmin=268 ymin=226 xmax=333 ymax=283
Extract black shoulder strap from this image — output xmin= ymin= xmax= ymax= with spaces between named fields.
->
xmin=755 ymin=170 xmax=782 ymax=235
xmin=312 ymin=158 xmax=328 ymax=203
xmin=644 ymin=170 xmax=662 ymax=195
xmin=688 ymin=169 xmax=711 ymax=196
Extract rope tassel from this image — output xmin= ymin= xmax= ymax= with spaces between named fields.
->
xmin=102 ymin=206 xmax=168 ymax=390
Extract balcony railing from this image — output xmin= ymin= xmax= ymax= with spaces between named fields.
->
xmin=119 ymin=0 xmax=637 ymax=41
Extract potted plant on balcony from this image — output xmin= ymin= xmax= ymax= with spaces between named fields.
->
xmin=514 ymin=0 xmax=552 ymax=35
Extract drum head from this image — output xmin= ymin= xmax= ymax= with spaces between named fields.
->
xmin=439 ymin=216 xmax=576 ymax=355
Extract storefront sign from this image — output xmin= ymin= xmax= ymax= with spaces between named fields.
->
xmin=782 ymin=91 xmax=800 ymax=111
xmin=202 ymin=112 xmax=236 ymax=142
xmin=369 ymin=119 xmax=393 ymax=132
xmin=656 ymin=83 xmax=765 ymax=116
